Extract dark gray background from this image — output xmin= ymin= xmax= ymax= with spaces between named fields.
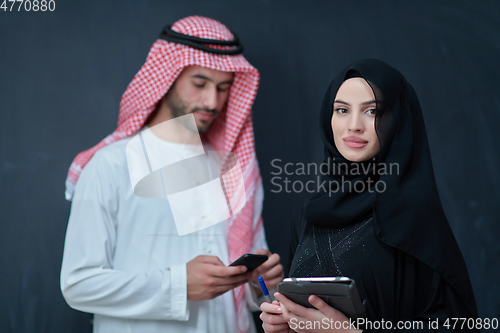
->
xmin=1 ymin=0 xmax=499 ymax=332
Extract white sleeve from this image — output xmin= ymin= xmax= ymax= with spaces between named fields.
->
xmin=60 ymin=151 xmax=188 ymax=320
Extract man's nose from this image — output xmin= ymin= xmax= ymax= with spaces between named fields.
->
xmin=202 ymin=86 xmax=218 ymax=110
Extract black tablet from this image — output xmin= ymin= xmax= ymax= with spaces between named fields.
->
xmin=277 ymin=277 xmax=366 ymax=320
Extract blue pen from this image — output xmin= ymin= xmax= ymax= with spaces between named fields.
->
xmin=258 ymin=276 xmax=272 ymax=303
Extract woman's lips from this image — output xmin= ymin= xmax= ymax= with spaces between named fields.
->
xmin=343 ymin=136 xmax=368 ymax=148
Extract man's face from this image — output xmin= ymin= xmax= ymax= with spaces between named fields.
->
xmin=165 ymin=65 xmax=234 ymax=134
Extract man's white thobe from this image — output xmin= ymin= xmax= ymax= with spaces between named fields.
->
xmin=61 ymin=133 xmax=267 ymax=333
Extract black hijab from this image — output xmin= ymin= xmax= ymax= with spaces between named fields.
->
xmin=304 ymin=59 xmax=478 ymax=318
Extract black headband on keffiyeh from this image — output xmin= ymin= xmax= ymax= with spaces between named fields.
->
xmin=159 ymin=25 xmax=244 ymax=55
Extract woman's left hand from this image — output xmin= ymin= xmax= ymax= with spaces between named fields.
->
xmin=274 ymin=292 xmax=362 ymax=333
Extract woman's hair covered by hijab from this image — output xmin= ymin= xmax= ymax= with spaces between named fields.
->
xmin=305 ymin=58 xmax=478 ymax=318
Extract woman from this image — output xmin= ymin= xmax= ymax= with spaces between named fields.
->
xmin=260 ymin=59 xmax=478 ymax=332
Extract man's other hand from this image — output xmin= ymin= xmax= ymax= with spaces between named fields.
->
xmin=250 ymin=249 xmax=284 ymax=291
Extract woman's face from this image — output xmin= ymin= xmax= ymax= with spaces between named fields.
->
xmin=331 ymin=78 xmax=380 ymax=162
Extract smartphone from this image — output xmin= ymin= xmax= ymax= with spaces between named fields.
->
xmin=229 ymin=254 xmax=268 ymax=271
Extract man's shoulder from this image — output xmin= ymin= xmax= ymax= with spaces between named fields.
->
xmin=73 ymin=137 xmax=134 ymax=195
xmin=87 ymin=137 xmax=133 ymax=169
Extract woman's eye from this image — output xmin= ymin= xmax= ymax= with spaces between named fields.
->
xmin=366 ymin=109 xmax=376 ymax=115
xmin=194 ymin=83 xmax=205 ymax=88
xmin=217 ymin=87 xmax=228 ymax=92
xmin=335 ymin=108 xmax=348 ymax=114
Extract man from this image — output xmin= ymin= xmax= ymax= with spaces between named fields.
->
xmin=61 ymin=16 xmax=283 ymax=333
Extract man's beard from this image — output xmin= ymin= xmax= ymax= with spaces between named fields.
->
xmin=166 ymin=90 xmax=216 ymax=134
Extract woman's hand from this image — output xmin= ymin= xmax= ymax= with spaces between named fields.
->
xmin=260 ymin=300 xmax=291 ymax=333
xmin=275 ymin=292 xmax=362 ymax=333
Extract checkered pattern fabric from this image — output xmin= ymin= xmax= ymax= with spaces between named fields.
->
xmin=64 ymin=16 xmax=262 ymax=333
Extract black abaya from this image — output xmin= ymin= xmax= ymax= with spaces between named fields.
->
xmin=289 ymin=204 xmax=475 ymax=332
xmin=288 ymin=59 xmax=478 ymax=332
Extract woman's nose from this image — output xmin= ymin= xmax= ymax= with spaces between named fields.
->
xmin=348 ymin=112 xmax=364 ymax=133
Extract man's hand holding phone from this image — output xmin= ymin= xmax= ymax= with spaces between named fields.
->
xmin=186 ymin=255 xmax=252 ymax=301
xmin=227 ymin=249 xmax=284 ymax=291
xmin=187 ymin=249 xmax=284 ymax=302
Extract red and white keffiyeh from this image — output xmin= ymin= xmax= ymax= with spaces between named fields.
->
xmin=65 ymin=16 xmax=263 ymax=333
